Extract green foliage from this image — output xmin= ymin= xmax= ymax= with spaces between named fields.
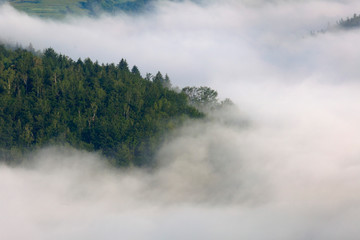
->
xmin=153 ymin=71 xmax=171 ymax=89
xmin=182 ymin=86 xmax=218 ymax=110
xmin=0 ymin=45 xmax=203 ymax=166
xmin=181 ymin=86 xmax=234 ymax=111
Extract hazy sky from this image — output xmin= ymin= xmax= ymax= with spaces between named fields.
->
xmin=1 ymin=0 xmax=360 ymax=239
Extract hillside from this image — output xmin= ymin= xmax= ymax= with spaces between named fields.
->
xmin=7 ymin=0 xmax=152 ymax=18
xmin=8 ymin=0 xmax=89 ymax=18
xmin=0 ymin=45 xmax=204 ymax=166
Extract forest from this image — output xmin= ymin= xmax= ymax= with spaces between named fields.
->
xmin=0 ymin=45 xmax=218 ymax=167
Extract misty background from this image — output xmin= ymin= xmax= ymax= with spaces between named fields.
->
xmin=1 ymin=0 xmax=360 ymax=239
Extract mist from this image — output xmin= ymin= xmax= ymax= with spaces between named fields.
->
xmin=1 ymin=0 xmax=360 ymax=239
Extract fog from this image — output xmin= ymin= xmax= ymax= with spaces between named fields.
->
xmin=1 ymin=0 xmax=360 ymax=239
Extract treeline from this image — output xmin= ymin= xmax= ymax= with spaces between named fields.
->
xmin=0 ymin=45 xmax=204 ymax=166
xmin=310 ymin=13 xmax=360 ymax=36
xmin=338 ymin=13 xmax=360 ymax=29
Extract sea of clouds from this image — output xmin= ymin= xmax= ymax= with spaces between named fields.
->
xmin=1 ymin=0 xmax=360 ymax=239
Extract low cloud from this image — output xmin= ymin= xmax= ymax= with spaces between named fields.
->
xmin=1 ymin=0 xmax=360 ymax=88
xmin=1 ymin=0 xmax=360 ymax=239
xmin=2 ymin=100 xmax=360 ymax=239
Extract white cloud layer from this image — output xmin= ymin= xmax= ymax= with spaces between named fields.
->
xmin=1 ymin=0 xmax=360 ymax=239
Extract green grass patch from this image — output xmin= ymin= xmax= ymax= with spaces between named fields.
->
xmin=9 ymin=0 xmax=91 ymax=18
xmin=8 ymin=0 xmax=140 ymax=18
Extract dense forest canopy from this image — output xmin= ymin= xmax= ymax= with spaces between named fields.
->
xmin=0 ymin=44 xmax=213 ymax=167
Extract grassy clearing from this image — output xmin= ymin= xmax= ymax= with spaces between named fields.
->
xmin=9 ymin=0 xmax=88 ymax=18
xmin=8 ymin=0 xmax=149 ymax=18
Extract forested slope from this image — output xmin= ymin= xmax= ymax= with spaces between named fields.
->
xmin=0 ymin=45 xmax=203 ymax=166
